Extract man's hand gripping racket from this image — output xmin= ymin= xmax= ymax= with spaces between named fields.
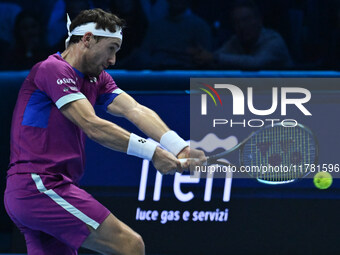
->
xmin=177 ymin=146 xmax=207 ymax=170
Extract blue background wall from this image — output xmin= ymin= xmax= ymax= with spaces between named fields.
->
xmin=1 ymin=71 xmax=340 ymax=254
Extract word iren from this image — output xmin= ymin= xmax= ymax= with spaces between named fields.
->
xmin=138 ymin=159 xmax=232 ymax=202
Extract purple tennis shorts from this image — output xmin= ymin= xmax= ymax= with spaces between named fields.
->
xmin=4 ymin=173 xmax=110 ymax=255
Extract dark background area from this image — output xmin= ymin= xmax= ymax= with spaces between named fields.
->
xmin=2 ymin=0 xmax=340 ymax=70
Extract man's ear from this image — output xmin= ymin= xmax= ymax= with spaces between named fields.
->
xmin=82 ymin=32 xmax=94 ymax=47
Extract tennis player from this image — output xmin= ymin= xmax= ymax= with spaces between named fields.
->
xmin=4 ymin=8 xmax=204 ymax=255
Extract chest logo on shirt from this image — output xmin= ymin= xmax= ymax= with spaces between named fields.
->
xmin=89 ymin=77 xmax=97 ymax=83
xmin=57 ymin=78 xmax=76 ymax=85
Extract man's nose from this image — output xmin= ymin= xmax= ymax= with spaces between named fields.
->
xmin=108 ymin=55 xmax=116 ymax=66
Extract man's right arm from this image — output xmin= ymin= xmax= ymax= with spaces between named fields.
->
xmin=60 ymin=98 xmax=183 ymax=174
xmin=61 ymin=98 xmax=130 ymax=152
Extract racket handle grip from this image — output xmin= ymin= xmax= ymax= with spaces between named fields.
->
xmin=178 ymin=158 xmax=207 ymax=166
xmin=179 ymin=158 xmax=189 ymax=167
xmin=179 ymin=158 xmax=189 ymax=163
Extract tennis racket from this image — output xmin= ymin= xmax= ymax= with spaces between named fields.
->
xmin=181 ymin=122 xmax=318 ymax=184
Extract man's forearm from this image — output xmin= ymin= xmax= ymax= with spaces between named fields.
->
xmin=125 ymin=105 xmax=189 ymax=156
xmin=84 ymin=115 xmax=158 ymax=161
xmin=124 ymin=104 xmax=170 ymax=142
xmin=106 ymin=93 xmax=188 ymax=156
xmin=83 ymin=115 xmax=131 ymax=152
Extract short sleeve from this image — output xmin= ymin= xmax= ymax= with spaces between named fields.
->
xmin=34 ymin=61 xmax=86 ymax=109
xmin=96 ymin=71 xmax=124 ymax=111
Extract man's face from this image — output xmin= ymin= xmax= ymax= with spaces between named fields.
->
xmin=232 ymin=6 xmax=262 ymax=46
xmin=83 ymin=36 xmax=122 ymax=77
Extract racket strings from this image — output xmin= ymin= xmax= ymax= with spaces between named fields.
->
xmin=241 ymin=125 xmax=316 ymax=183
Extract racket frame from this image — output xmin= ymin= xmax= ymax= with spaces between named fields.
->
xmin=206 ymin=122 xmax=319 ymax=184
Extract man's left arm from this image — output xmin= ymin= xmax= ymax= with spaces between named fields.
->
xmin=107 ymin=92 xmax=168 ymax=140
xmin=107 ymin=92 xmax=201 ymax=159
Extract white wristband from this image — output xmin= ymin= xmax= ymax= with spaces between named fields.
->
xmin=127 ymin=133 xmax=157 ymax=161
xmin=160 ymin=130 xmax=188 ymax=156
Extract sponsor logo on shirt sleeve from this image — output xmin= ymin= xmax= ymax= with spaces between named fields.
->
xmin=57 ymin=78 xmax=76 ymax=85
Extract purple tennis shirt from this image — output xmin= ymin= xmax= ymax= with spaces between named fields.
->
xmin=8 ymin=53 xmax=123 ymax=184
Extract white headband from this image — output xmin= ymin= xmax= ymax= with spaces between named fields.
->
xmin=65 ymin=14 xmax=123 ymax=48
